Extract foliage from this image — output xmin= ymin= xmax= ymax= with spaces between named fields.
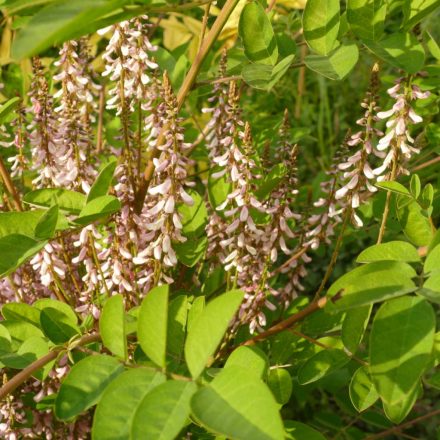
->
xmin=0 ymin=0 xmax=439 ymax=439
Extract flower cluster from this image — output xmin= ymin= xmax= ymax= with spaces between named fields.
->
xmin=373 ymin=77 xmax=430 ymax=178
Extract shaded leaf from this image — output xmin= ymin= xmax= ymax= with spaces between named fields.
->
xmin=55 ymin=355 xmax=124 ymax=420
xmin=370 ymin=296 xmax=435 ymax=405
xmin=138 ymin=285 xmax=169 ymax=368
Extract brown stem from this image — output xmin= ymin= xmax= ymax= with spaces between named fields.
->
xmin=412 ymin=155 xmax=440 ymax=171
xmin=377 ymin=150 xmax=398 ymax=244
xmin=242 ymin=296 xmax=330 ymax=347
xmin=0 ymin=333 xmax=101 ymax=400
xmin=314 ymin=207 xmax=351 ymax=300
xmin=135 ymin=0 xmax=241 ymax=212
xmin=272 ymin=245 xmax=309 ymax=275
xmin=266 ymin=0 xmax=277 ymax=12
xmin=365 ymin=408 xmax=440 ymax=440
xmin=0 ymin=156 xmax=22 ymax=211
xmin=96 ymin=85 xmax=105 ymax=153
xmin=295 ymin=44 xmax=307 ymax=119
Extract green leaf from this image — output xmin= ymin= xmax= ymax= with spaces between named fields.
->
xmin=23 ymin=188 xmax=86 ymax=214
xmin=87 ymin=159 xmax=117 ymax=202
xmin=0 ymin=320 xmax=44 ymax=351
xmin=410 ymin=174 xmax=421 ymax=199
xmin=268 ymin=368 xmax=292 ymax=405
xmin=297 ymin=349 xmax=350 ymax=385
xmin=328 ymin=261 xmax=417 ymax=311
xmin=33 ymin=298 xmax=77 ymax=324
xmin=349 ymin=366 xmax=379 ymax=412
xmin=0 ymin=234 xmax=47 ymax=277
xmin=34 ymin=205 xmax=59 ymax=240
xmin=40 ymin=307 xmax=80 ymax=344
xmin=0 ymin=210 xmax=68 ymax=239
xmin=74 ymin=195 xmax=121 ymax=225
xmin=403 ymin=0 xmax=440 ymax=29
xmin=185 ymin=290 xmax=244 ymax=379
xmin=347 ymin=0 xmax=386 ymax=41
xmin=138 ymin=285 xmax=169 ymax=368
xmin=177 ymin=189 xmax=208 ymax=239
xmin=2 ymin=303 xmax=40 ymax=326
xmin=131 ymin=380 xmax=197 ymax=440
xmin=304 ymin=43 xmax=359 ymax=80
xmin=303 ymin=0 xmax=340 ymax=55
xmin=239 ymin=1 xmax=278 ymax=66
xmin=382 ymin=382 xmax=420 ymax=423
xmin=255 ymin=163 xmax=287 ymax=199
xmin=365 ymin=33 xmax=425 ymax=74
xmin=100 ymin=294 xmax=127 ymax=360
xmin=92 ymin=368 xmax=166 ymax=440
xmin=375 ymin=180 xmax=411 ymax=196
xmin=342 ymin=305 xmax=372 ymax=354
xmin=356 ymin=241 xmax=420 ymax=263
xmin=187 ymin=296 xmax=205 ymax=332
xmin=0 ymin=97 xmax=20 ymax=123
xmin=191 ymin=366 xmax=285 ymax=440
xmin=425 ymin=244 xmax=440 ymax=275
xmin=55 ymin=354 xmax=124 ymax=420
xmin=11 ymin=0 xmax=129 ymax=60
xmin=370 ymin=296 xmax=435 ymax=405
xmin=174 ymin=235 xmax=208 ymax=267
xmin=397 ymin=198 xmax=433 ymax=247
xmin=285 ymin=421 xmax=327 ymax=440
xmin=208 ymin=172 xmax=231 ymax=210
xmin=167 ymin=295 xmax=188 ymax=359
xmin=242 ymin=54 xmax=295 ymax=90
xmin=224 ymin=346 xmax=269 ymax=380
xmin=1 ymin=336 xmax=50 ymax=377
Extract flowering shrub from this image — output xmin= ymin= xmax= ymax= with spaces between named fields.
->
xmin=0 ymin=0 xmax=439 ymax=439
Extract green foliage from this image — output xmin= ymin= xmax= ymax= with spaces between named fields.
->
xmin=185 ymin=290 xmax=244 ymax=378
xmin=138 ymin=285 xmax=169 ymax=368
xmin=55 ymin=355 xmax=125 ymax=420
xmin=303 ymin=0 xmax=340 ymax=55
xmin=191 ymin=366 xmax=285 ymax=440
xmin=370 ymin=296 xmax=435 ymax=405
xmin=239 ymin=1 xmax=278 ymax=66
xmin=100 ymin=294 xmax=127 ymax=360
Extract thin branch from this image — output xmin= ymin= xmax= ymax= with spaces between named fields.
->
xmin=0 ymin=333 xmax=101 ymax=400
xmin=241 ymin=294 xmax=338 ymax=347
xmin=135 ymin=0 xmax=241 ymax=212
xmin=0 ymin=156 xmax=22 ymax=211
xmin=314 ymin=207 xmax=351 ymax=300
xmin=412 ymin=155 xmax=440 ymax=171
xmin=365 ymin=408 xmax=440 ymax=440
xmin=266 ymin=0 xmax=277 ymax=12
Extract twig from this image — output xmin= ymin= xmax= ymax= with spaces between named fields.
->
xmin=314 ymin=207 xmax=351 ymax=300
xmin=135 ymin=0 xmax=241 ymax=213
xmin=377 ymin=151 xmax=398 ymax=244
xmin=0 ymin=333 xmax=101 ymax=401
xmin=241 ymin=294 xmax=337 ymax=347
xmin=365 ymin=408 xmax=440 ymax=439
xmin=0 ymin=156 xmax=22 ymax=211
xmin=412 ymin=155 xmax=440 ymax=171
xmin=266 ymin=0 xmax=277 ymax=12
xmin=96 ymin=85 xmax=105 ymax=153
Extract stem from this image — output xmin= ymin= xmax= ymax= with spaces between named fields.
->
xmin=266 ymin=0 xmax=277 ymax=12
xmin=412 ymin=155 xmax=440 ymax=171
xmin=313 ymin=207 xmax=351 ymax=301
xmin=377 ymin=150 xmax=398 ymax=244
xmin=0 ymin=333 xmax=101 ymax=400
xmin=135 ymin=0 xmax=240 ymax=212
xmin=365 ymin=408 xmax=440 ymax=440
xmin=96 ymin=85 xmax=105 ymax=153
xmin=241 ymin=295 xmax=334 ymax=347
xmin=0 ymin=156 xmax=22 ymax=211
